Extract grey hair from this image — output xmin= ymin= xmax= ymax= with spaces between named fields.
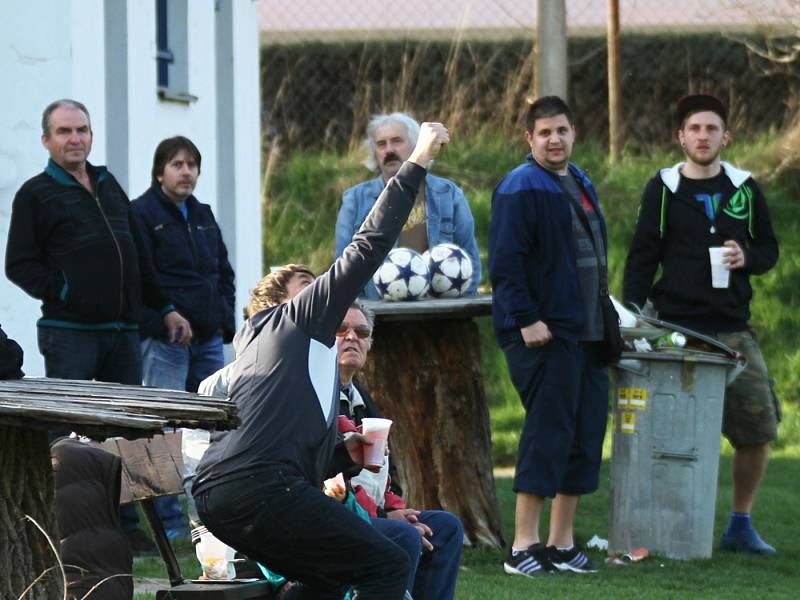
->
xmin=363 ymin=112 xmax=420 ymax=173
xmin=349 ymin=300 xmax=376 ymax=350
xmin=41 ymin=99 xmax=91 ymax=136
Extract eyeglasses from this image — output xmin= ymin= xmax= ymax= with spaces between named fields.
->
xmin=335 ymin=324 xmax=372 ymax=339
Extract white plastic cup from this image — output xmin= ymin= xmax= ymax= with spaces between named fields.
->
xmin=361 ymin=417 xmax=393 ymax=468
xmin=708 ymin=247 xmax=730 ymax=289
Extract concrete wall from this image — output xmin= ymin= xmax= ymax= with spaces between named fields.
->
xmin=0 ymin=0 xmax=261 ymax=376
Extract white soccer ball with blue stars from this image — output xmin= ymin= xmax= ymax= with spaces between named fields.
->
xmin=423 ymin=243 xmax=473 ymax=298
xmin=373 ymin=247 xmax=431 ymax=301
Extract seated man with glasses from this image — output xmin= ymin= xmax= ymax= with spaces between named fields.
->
xmin=335 ymin=302 xmax=464 ymax=600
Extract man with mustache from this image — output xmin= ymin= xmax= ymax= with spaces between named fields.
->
xmin=624 ymin=93 xmax=780 ymax=556
xmin=132 ymin=137 xmax=235 ymax=396
xmin=129 ymin=136 xmax=236 ymax=540
xmin=336 ymin=112 xmax=481 ymax=298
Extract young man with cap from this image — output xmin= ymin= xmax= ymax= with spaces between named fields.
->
xmin=623 ymin=93 xmax=780 ymax=555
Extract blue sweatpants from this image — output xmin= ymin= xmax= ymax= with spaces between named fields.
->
xmin=504 ymin=338 xmax=609 ymax=497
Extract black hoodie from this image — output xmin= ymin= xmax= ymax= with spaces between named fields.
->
xmin=623 ymin=162 xmax=778 ymax=333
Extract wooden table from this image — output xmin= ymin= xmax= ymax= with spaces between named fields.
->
xmin=0 ymin=378 xmax=238 ymax=600
xmin=360 ymin=295 xmax=505 ymax=548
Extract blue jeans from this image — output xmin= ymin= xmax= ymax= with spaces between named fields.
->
xmin=141 ymin=333 xmax=225 ymax=393
xmin=371 ymin=511 xmax=463 ymax=600
xmin=196 ymin=468 xmax=410 ymax=600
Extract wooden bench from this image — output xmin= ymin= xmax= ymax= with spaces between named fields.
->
xmin=97 ymin=432 xmax=274 ymax=600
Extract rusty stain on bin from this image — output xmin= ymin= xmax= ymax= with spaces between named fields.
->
xmin=681 ymin=362 xmax=695 ymax=391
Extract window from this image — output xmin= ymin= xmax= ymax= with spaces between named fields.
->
xmin=155 ymin=0 xmax=197 ymax=103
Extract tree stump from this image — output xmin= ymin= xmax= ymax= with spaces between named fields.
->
xmin=361 ymin=318 xmax=505 ymax=548
xmin=0 ymin=426 xmax=61 ymax=600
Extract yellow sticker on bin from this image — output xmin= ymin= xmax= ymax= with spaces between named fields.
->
xmin=619 ymin=388 xmax=648 ymax=410
xmin=621 ymin=412 xmax=636 ymax=434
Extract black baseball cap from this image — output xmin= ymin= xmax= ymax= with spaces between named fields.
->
xmin=676 ymin=93 xmax=728 ymax=126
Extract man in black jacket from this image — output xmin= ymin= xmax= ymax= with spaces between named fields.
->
xmin=623 ymin=93 xmax=780 ymax=556
xmin=5 ymin=99 xmax=192 ymax=384
xmin=5 ymin=99 xmax=193 ymax=554
xmin=132 ymin=136 xmax=235 ymax=393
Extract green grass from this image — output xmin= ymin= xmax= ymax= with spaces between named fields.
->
xmin=134 ymin=455 xmax=800 ymax=599
xmin=455 ymin=456 xmax=800 ymax=600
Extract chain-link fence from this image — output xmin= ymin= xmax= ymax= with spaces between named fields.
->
xmin=258 ymin=0 xmax=800 ymax=152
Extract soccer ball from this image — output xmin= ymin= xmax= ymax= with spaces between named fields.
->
xmin=423 ymin=243 xmax=473 ymax=298
xmin=373 ymin=247 xmax=430 ymax=301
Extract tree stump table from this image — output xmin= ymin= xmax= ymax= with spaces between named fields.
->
xmin=360 ymin=295 xmax=504 ymax=548
xmin=0 ymin=378 xmax=238 ymax=600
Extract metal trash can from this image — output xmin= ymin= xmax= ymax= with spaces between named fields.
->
xmin=609 ymin=351 xmax=735 ymax=560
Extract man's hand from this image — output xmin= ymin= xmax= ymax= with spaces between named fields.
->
xmin=408 ymin=122 xmax=450 ymax=168
xmin=521 ymin=321 xmax=551 ymax=348
xmin=164 ymin=311 xmax=193 ymax=346
xmin=723 ymin=240 xmax=746 ymax=270
xmin=387 ymin=509 xmax=434 ymax=551
xmin=344 ymin=433 xmax=381 ymax=473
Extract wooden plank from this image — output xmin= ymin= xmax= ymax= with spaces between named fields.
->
xmin=362 ymin=294 xmax=492 ymax=321
xmin=0 ymin=378 xmax=228 ymax=405
xmin=96 ymin=432 xmax=185 ymax=503
xmin=0 ymin=404 xmax=166 ymax=428
xmin=0 ymin=378 xmax=238 ymax=434
xmin=0 ymin=392 xmax=228 ymax=417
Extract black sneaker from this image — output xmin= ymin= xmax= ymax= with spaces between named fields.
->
xmin=503 ymin=543 xmax=559 ymax=577
xmin=547 ymin=545 xmax=598 ymax=573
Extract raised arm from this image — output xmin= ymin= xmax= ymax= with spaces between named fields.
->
xmin=291 ymin=123 xmax=451 ymax=345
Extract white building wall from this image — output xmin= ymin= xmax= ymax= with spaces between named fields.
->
xmin=218 ymin=0 xmax=263 ymax=328
xmin=0 ymin=0 xmax=262 ymax=376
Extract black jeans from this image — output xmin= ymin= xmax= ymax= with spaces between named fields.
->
xmin=37 ymin=327 xmax=142 ymax=384
xmin=196 ymin=468 xmax=410 ymax=600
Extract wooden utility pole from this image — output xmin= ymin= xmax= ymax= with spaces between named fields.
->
xmin=536 ymin=0 xmax=568 ymax=99
xmin=607 ymin=0 xmax=623 ymax=161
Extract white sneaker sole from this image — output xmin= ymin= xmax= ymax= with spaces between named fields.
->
xmin=503 ymin=562 xmax=551 ymax=577
xmin=553 ymin=562 xmax=598 ymax=574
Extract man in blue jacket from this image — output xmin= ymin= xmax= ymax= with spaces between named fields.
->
xmin=131 ymin=136 xmax=236 ymax=538
xmin=132 ymin=136 xmax=236 ymax=393
xmin=336 ymin=112 xmax=481 ymax=298
xmin=489 ymin=96 xmax=609 ymax=577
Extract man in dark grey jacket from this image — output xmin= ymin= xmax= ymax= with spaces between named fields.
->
xmin=193 ymin=122 xmax=450 ymax=600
